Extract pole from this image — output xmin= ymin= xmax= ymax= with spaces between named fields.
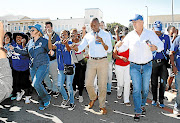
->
xmin=172 ymin=0 xmax=174 ymax=25
xmin=145 ymin=6 xmax=148 ymax=29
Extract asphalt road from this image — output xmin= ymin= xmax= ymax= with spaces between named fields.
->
xmin=0 ymin=82 xmax=180 ymax=123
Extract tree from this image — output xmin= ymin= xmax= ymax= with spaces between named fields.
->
xmin=106 ymin=22 xmax=124 ymax=35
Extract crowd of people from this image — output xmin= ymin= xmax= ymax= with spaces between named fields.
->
xmin=0 ymin=14 xmax=180 ymax=122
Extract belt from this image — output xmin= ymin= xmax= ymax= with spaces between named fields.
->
xmin=131 ymin=61 xmax=151 ymax=65
xmin=90 ymin=56 xmax=107 ymax=60
xmin=153 ymin=59 xmax=165 ymax=63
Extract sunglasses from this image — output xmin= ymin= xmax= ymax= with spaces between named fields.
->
xmin=30 ymin=30 xmax=35 ymax=32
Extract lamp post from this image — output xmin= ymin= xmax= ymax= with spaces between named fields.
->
xmin=172 ymin=0 xmax=174 ymax=25
xmin=145 ymin=6 xmax=148 ymax=29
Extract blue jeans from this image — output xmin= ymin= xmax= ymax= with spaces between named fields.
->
xmin=30 ymin=64 xmax=51 ymax=105
xmin=175 ymin=72 xmax=180 ymax=110
xmin=44 ymin=59 xmax=58 ymax=92
xmin=107 ymin=61 xmax=113 ymax=92
xmin=58 ymin=70 xmax=75 ymax=104
xmin=130 ymin=62 xmax=152 ymax=114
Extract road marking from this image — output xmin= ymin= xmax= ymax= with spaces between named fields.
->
xmin=52 ymin=104 xmax=69 ymax=108
xmin=161 ymin=112 xmax=180 ymax=119
xmin=9 ymin=106 xmax=21 ymax=112
xmin=26 ymin=110 xmax=63 ymax=123
xmin=0 ymin=117 xmax=17 ymax=123
xmin=83 ymin=106 xmax=102 ymax=115
xmin=113 ymin=110 xmax=146 ymax=117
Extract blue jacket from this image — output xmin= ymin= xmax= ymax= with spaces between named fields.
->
xmin=55 ymin=40 xmax=74 ymax=70
xmin=170 ymin=36 xmax=180 ymax=71
xmin=14 ymin=37 xmax=50 ymax=68
xmin=11 ymin=43 xmax=29 ymax=71
xmin=153 ymin=34 xmax=170 ymax=60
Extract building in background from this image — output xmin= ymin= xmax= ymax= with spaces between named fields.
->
xmin=8 ymin=17 xmax=50 ymax=33
xmin=148 ymin=14 xmax=180 ymax=34
xmin=0 ymin=8 xmax=103 ymax=34
xmin=0 ymin=15 xmax=24 ymax=32
xmin=51 ymin=8 xmax=103 ymax=34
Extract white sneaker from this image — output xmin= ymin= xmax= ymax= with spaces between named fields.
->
xmin=79 ymin=96 xmax=83 ymax=103
xmin=25 ymin=96 xmax=31 ymax=104
xmin=16 ymin=90 xmax=25 ymax=101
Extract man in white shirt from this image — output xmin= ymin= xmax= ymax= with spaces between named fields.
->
xmin=71 ymin=18 xmax=112 ymax=114
xmin=116 ymin=14 xmax=164 ymax=121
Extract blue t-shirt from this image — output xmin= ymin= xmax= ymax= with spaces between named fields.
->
xmin=11 ymin=43 xmax=30 ymax=71
xmin=28 ymin=37 xmax=50 ymax=68
xmin=153 ymin=34 xmax=170 ymax=60
xmin=170 ymin=36 xmax=180 ymax=71
xmin=55 ymin=40 xmax=74 ymax=70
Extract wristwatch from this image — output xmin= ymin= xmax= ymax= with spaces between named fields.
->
xmin=0 ymin=47 xmax=7 ymax=53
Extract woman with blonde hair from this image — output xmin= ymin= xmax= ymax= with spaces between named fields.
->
xmin=9 ymin=24 xmax=51 ymax=110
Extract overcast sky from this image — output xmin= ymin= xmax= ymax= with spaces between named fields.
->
xmin=0 ymin=0 xmax=180 ymax=26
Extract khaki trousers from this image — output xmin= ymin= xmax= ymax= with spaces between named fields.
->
xmin=85 ymin=58 xmax=108 ymax=108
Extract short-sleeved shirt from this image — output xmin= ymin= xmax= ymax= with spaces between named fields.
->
xmin=55 ymin=40 xmax=74 ymax=70
xmin=170 ymin=36 xmax=180 ymax=71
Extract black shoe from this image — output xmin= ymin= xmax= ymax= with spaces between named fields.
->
xmin=141 ymin=107 xmax=146 ymax=116
xmin=68 ymin=103 xmax=76 ymax=111
xmin=52 ymin=92 xmax=59 ymax=98
xmin=107 ymin=92 xmax=111 ymax=95
xmin=47 ymin=89 xmax=52 ymax=95
xmin=134 ymin=114 xmax=140 ymax=122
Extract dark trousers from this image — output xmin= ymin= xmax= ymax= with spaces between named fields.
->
xmin=151 ymin=59 xmax=168 ymax=103
xmin=12 ymin=69 xmax=31 ymax=96
xmin=73 ymin=63 xmax=86 ymax=96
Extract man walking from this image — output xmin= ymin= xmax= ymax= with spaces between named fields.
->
xmin=151 ymin=21 xmax=170 ymax=108
xmin=71 ymin=18 xmax=112 ymax=114
xmin=115 ymin=14 xmax=164 ymax=121
xmin=44 ymin=22 xmax=60 ymax=98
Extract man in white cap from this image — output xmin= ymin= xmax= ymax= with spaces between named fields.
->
xmin=115 ymin=14 xmax=164 ymax=121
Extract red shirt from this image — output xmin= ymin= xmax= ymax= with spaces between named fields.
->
xmin=115 ymin=49 xmax=130 ymax=66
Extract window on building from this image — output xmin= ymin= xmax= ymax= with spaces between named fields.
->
xmin=175 ymin=23 xmax=177 ymax=28
xmin=149 ymin=24 xmax=151 ymax=29
xmin=24 ymin=26 xmax=26 ymax=30
xmin=90 ymin=15 xmax=94 ymax=18
xmin=58 ymin=25 xmax=60 ymax=32
xmin=168 ymin=23 xmax=170 ymax=27
xmin=54 ymin=26 xmax=57 ymax=32
xmin=62 ymin=25 xmax=64 ymax=30
xmin=69 ymin=25 xmax=72 ymax=30
xmin=19 ymin=26 xmax=21 ymax=31
xmin=15 ymin=26 xmax=17 ymax=31
xmin=165 ymin=23 xmax=167 ymax=28
xmin=65 ymin=25 xmax=68 ymax=30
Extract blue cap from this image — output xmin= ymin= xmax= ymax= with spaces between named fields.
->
xmin=129 ymin=14 xmax=143 ymax=21
xmin=28 ymin=24 xmax=43 ymax=35
xmin=153 ymin=21 xmax=162 ymax=31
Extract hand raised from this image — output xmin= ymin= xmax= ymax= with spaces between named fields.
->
xmin=116 ymin=41 xmax=123 ymax=47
